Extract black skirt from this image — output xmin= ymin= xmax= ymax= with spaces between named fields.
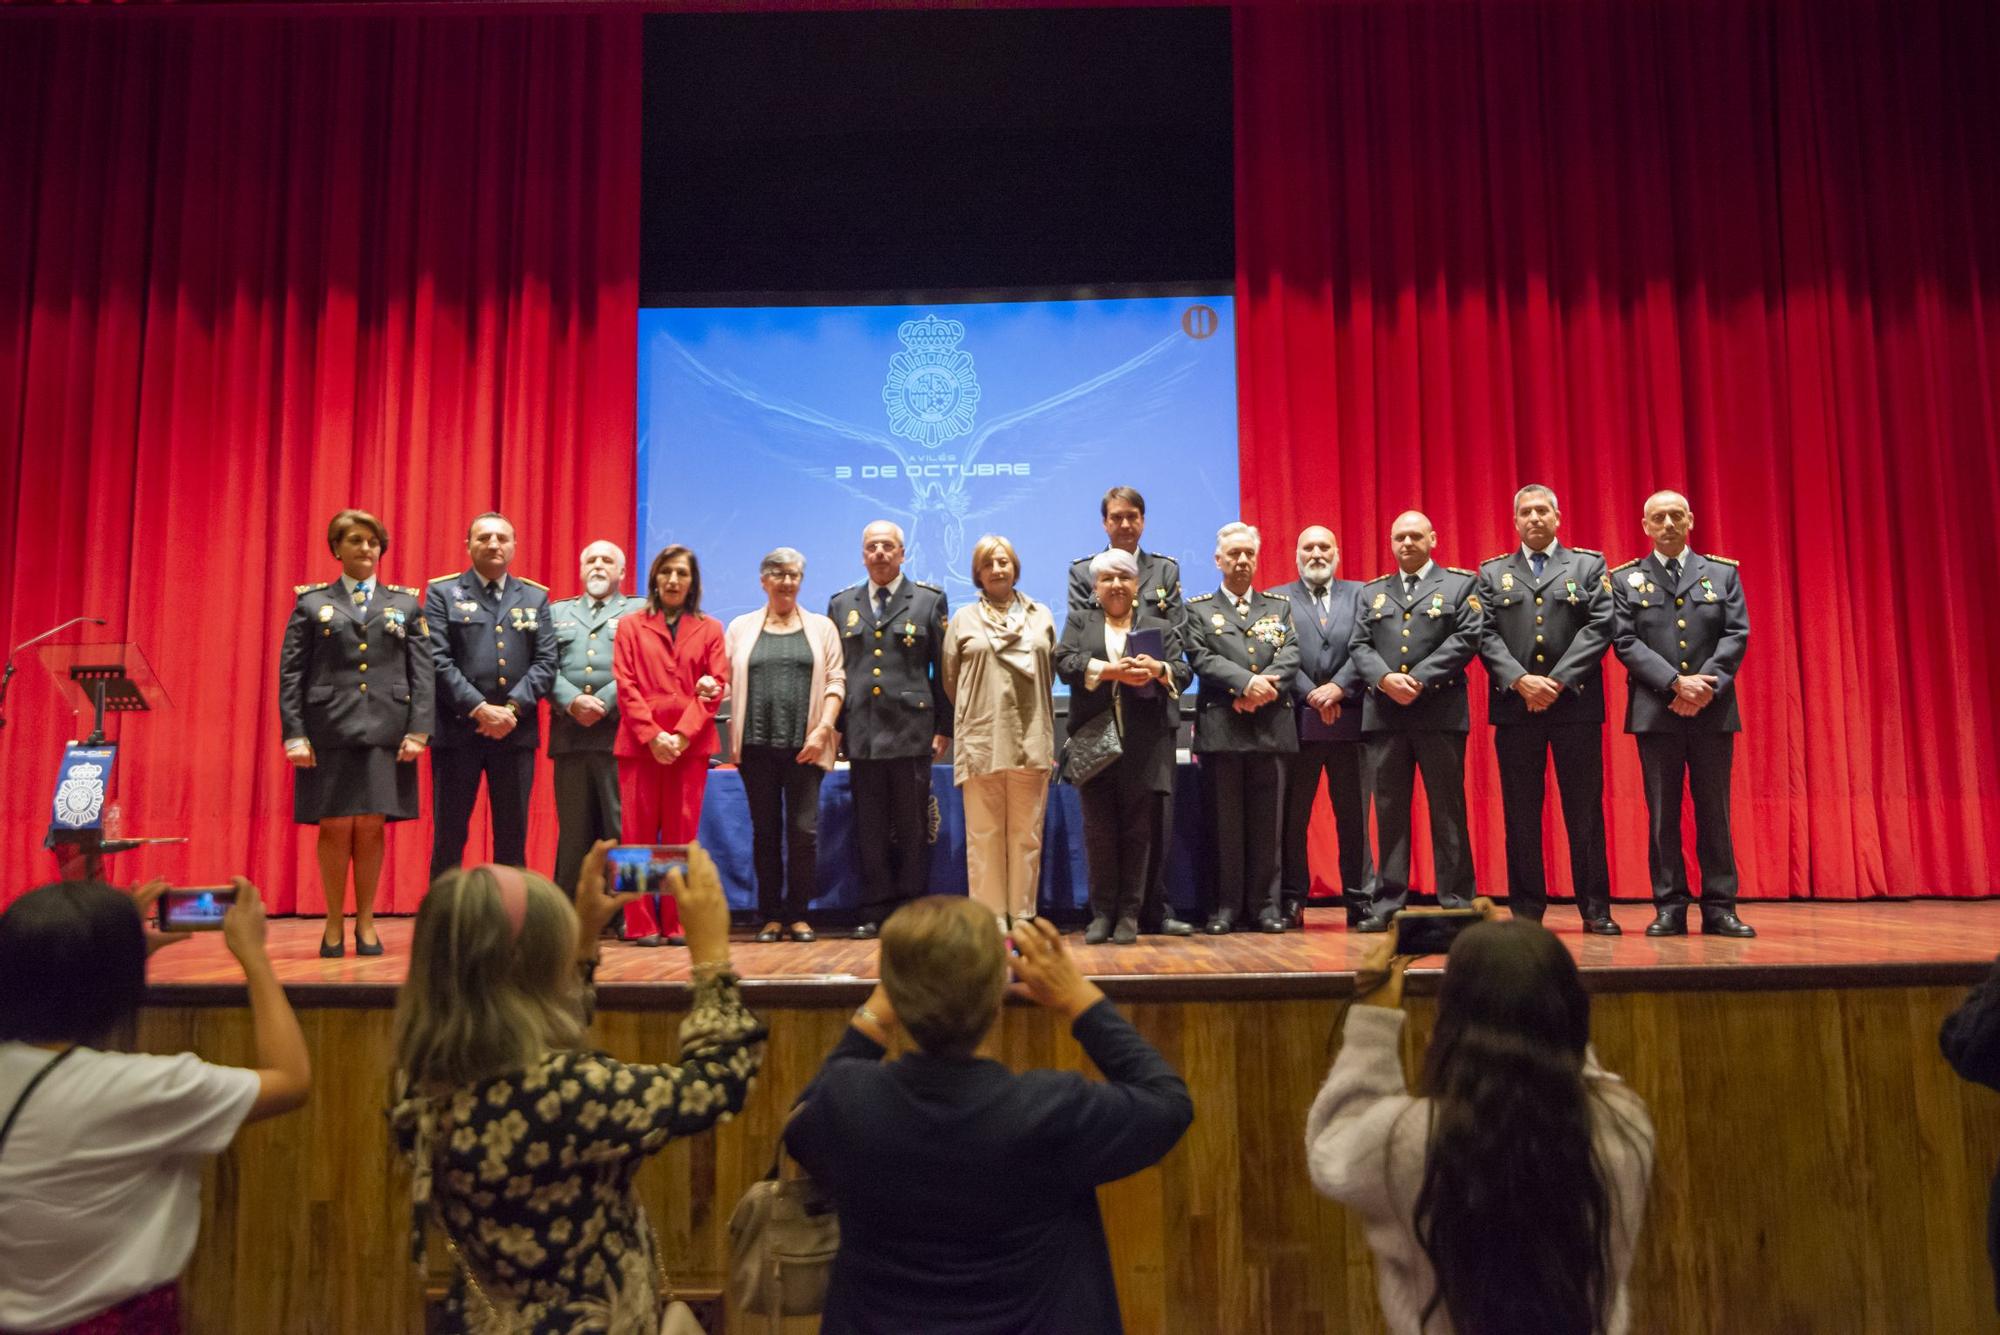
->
xmin=293 ymin=745 xmax=419 ymax=823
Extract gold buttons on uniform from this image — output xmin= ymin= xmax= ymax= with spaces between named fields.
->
xmin=499 ymin=658 xmax=507 ymax=667
xmin=359 ymin=683 xmax=368 ymax=692
xmin=499 ymin=676 xmax=508 ymax=686
xmin=872 ymin=686 xmax=882 ymax=696
xmin=1677 ymin=619 xmax=1686 ymax=628
xmin=1535 ymin=596 xmax=1544 ymax=606
xmin=872 ymin=667 xmax=882 ymax=676
xmin=358 ymin=642 xmax=368 ymax=651
xmin=359 ymin=663 xmax=369 ymax=672
xmin=1678 ymin=640 xmax=1687 ymax=649
xmin=589 ymin=632 xmax=598 ymax=640
xmin=1676 ymin=597 xmax=1685 ymax=607
xmin=1535 ymin=654 xmax=1546 ymax=663
xmin=1535 ymin=634 xmax=1544 ymax=643
xmin=1402 ymin=612 xmax=1411 ymax=621
xmin=1534 ymin=616 xmax=1543 ymax=625
xmin=1399 ymin=663 xmax=1409 ymax=672
xmin=1401 ymin=628 xmax=1410 ymax=637
xmin=1680 ymin=661 xmax=1690 ymax=670
xmin=875 ymin=630 xmax=884 ymax=639
xmin=874 ymin=648 xmax=883 ymax=657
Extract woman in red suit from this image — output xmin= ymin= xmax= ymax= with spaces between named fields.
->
xmin=613 ymin=544 xmax=728 ymax=945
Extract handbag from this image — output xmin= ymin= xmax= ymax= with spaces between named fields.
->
xmin=727 ymin=1121 xmax=839 ymax=1327
xmin=1060 ymin=703 xmax=1123 ymax=786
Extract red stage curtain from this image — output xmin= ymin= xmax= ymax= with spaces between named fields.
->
xmin=1235 ymin=0 xmax=2000 ymax=900
xmin=0 ymin=14 xmax=641 ymax=910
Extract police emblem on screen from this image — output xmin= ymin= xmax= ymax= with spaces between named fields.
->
xmin=53 ymin=760 xmax=107 ymax=828
xmin=883 ymin=314 xmax=981 ymax=448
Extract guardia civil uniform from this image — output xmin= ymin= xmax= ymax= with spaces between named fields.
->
xmin=546 ymin=589 xmax=647 ymax=896
xmin=1347 ymin=561 xmax=1483 ymax=926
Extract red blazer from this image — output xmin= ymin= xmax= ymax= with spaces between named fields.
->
xmin=611 ymin=610 xmax=728 ymax=760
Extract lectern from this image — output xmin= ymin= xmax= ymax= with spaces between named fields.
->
xmin=35 ymin=643 xmax=174 ymax=880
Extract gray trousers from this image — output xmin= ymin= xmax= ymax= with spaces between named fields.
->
xmin=553 ymin=750 xmax=622 ymax=896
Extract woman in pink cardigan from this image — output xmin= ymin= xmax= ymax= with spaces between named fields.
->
xmin=723 ymin=547 xmax=846 ymax=943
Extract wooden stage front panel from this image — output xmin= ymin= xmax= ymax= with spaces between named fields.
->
xmin=137 ymin=904 xmax=2000 ymax=1333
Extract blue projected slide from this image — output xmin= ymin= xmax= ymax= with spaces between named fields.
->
xmin=636 ymin=295 xmax=1240 ymax=628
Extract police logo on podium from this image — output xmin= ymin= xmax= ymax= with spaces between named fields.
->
xmin=52 ymin=754 xmax=112 ymax=829
xmin=883 ymin=314 xmax=981 ymax=449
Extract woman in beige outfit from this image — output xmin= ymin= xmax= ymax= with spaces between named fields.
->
xmin=942 ymin=535 xmax=1058 ymax=928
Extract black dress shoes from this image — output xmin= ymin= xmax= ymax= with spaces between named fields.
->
xmin=754 ymin=925 xmax=783 ymax=944
xmin=355 ymin=935 xmax=385 ymax=957
xmin=788 ymin=926 xmax=817 ymax=944
xmin=628 ymin=934 xmax=665 ymax=948
xmin=1644 ymin=912 xmax=1687 ymax=937
xmin=1256 ymin=912 xmax=1287 ymax=934
xmin=1352 ymin=916 xmax=1391 ymax=934
xmin=1582 ymin=917 xmax=1624 ymax=937
xmin=318 ymin=936 xmax=344 ymax=959
xmin=1703 ymin=912 xmax=1757 ymax=938
xmin=1203 ymin=913 xmax=1235 ymax=936
xmin=1281 ymin=900 xmax=1305 ymax=930
xmin=851 ymin=922 xmax=880 ymax=941
xmin=1156 ymin=916 xmax=1195 ymax=937
xmin=1112 ymin=917 xmax=1139 ymax=946
xmin=1083 ymin=916 xmax=1113 ymax=946
xmin=666 ymin=934 xmax=686 ymax=947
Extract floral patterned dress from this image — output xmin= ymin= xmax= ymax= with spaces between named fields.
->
xmin=391 ymin=975 xmax=766 ymax=1334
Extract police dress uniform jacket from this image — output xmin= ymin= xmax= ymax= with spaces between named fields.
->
xmin=1612 ymin=552 xmax=1748 ymax=733
xmin=825 ymin=579 xmax=953 ymax=759
xmin=280 ymin=581 xmax=436 ymax=750
xmin=1273 ymin=577 xmax=1368 ymax=743
xmin=1348 ymin=568 xmax=1484 ymax=732
xmin=425 ymin=571 xmax=559 ymax=749
xmin=1055 ymin=607 xmax=1191 ymax=794
xmin=1184 ymin=589 xmax=1301 ymax=754
xmin=547 ymin=593 xmax=645 ymax=756
xmin=1067 ymin=548 xmax=1188 ymax=633
xmin=1477 ymin=545 xmax=1614 ymax=726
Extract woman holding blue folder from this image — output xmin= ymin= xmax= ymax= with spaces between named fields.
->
xmin=1055 ymin=548 xmax=1190 ymax=944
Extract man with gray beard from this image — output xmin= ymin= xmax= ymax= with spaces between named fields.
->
xmin=547 ymin=540 xmax=646 ymax=899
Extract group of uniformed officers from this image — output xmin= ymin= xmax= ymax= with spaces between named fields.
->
xmin=281 ymin=482 xmax=1754 ymax=952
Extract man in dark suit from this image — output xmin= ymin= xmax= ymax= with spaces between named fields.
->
xmin=1612 ymin=488 xmax=1755 ymax=937
xmin=1065 ymin=485 xmax=1186 ymax=631
xmin=826 ymin=519 xmax=953 ymax=939
xmin=1477 ymin=485 xmax=1621 ymax=934
xmin=425 ymin=512 xmax=559 ymax=879
xmin=1348 ymin=510 xmax=1484 ymax=930
xmin=1272 ymin=525 xmax=1372 ymax=928
xmin=1185 ymin=521 xmax=1299 ymax=934
xmin=546 ymin=540 xmax=646 ymax=899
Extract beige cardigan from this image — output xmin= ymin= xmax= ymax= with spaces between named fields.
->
xmin=722 ymin=609 xmax=846 ymax=769
xmin=940 ymin=595 xmax=1058 ymax=784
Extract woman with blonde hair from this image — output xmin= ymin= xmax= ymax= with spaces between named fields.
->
xmin=389 ymin=843 xmax=764 ymax=1334
xmin=941 ymin=535 xmax=1059 ymax=929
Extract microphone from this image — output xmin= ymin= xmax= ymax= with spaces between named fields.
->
xmin=0 ymin=616 xmax=109 ymax=730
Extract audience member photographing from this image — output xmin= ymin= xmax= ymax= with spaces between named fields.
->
xmin=785 ymin=900 xmax=1193 ymax=1333
xmin=389 ymin=842 xmax=765 ymax=1334
xmin=0 ymin=878 xmax=311 ymax=1334
xmin=1306 ymin=913 xmax=1655 ymax=1335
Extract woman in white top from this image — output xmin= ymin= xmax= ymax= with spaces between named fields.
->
xmin=941 ymin=534 xmax=1058 ymax=929
xmin=0 ymin=879 xmax=311 ymax=1334
xmin=1306 ymin=914 xmax=1655 ymax=1335
xmin=722 ymin=546 xmax=846 ymax=943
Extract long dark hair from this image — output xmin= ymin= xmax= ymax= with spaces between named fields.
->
xmin=1412 ymin=920 xmax=1610 ymax=1335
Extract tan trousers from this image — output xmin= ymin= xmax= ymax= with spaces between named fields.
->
xmin=961 ymin=768 xmax=1049 ymax=924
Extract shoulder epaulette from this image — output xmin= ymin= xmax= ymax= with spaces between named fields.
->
xmin=1261 ymin=588 xmax=1288 ymax=599
xmin=1480 ymin=553 xmax=1512 ymax=567
xmin=516 ymin=576 xmax=549 ymax=591
xmin=293 ymin=582 xmax=328 ymax=596
xmin=1361 ymin=573 xmax=1394 ymax=586
xmin=1570 ymin=547 xmax=1603 ymax=557
xmin=1703 ymin=553 xmax=1738 ymax=567
xmin=386 ymin=583 xmax=418 ymax=597
xmin=1608 ymin=558 xmax=1639 ymax=573
xmin=1187 ymin=592 xmax=1215 ymax=603
xmin=429 ymin=572 xmax=460 ymax=584
xmin=1446 ymin=566 xmax=1475 ymax=577
xmin=839 ymin=582 xmax=865 ymax=597
xmin=912 ymin=579 xmax=943 ymax=593
xmin=1071 ymin=552 xmax=1098 ymax=566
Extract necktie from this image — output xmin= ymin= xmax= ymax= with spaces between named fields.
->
xmin=1405 ymin=574 xmax=1420 ymax=600
xmin=1664 ymin=556 xmax=1682 ymax=586
xmin=873 ymin=585 xmax=889 ymax=622
xmin=352 ymin=582 xmax=371 ymax=617
xmin=1530 ymin=551 xmax=1547 ymax=580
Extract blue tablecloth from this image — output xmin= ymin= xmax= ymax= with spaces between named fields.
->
xmin=696 ymin=763 xmax=1214 ymax=917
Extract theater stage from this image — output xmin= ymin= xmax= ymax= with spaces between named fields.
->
xmin=141 ymin=902 xmax=2000 ymax=1334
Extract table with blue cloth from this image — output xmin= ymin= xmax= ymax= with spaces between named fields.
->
xmin=696 ymin=763 xmax=1215 ymax=918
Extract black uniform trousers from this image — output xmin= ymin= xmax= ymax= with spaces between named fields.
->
xmin=849 ymin=755 xmax=933 ymax=924
xmin=430 ymin=744 xmax=536 ymax=879
xmin=1078 ymin=761 xmax=1161 ymax=926
xmin=1201 ymin=752 xmax=1284 ymax=925
xmin=1493 ymin=721 xmax=1611 ymax=921
xmin=551 ymin=752 xmax=621 ymax=897
xmin=1364 ymin=731 xmax=1475 ymax=918
xmin=1282 ymin=740 xmax=1372 ymax=920
xmin=740 ymin=745 xmax=826 ymax=922
xmin=1636 ymin=731 xmax=1739 ymax=914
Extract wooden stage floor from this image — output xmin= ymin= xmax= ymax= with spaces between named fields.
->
xmin=146 ymin=899 xmax=2000 ymax=1006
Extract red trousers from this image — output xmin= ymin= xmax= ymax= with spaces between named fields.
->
xmin=618 ymin=754 xmax=709 ymax=937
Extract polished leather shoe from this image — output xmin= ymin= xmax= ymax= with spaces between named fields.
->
xmin=666 ymin=934 xmax=686 ymax=947
xmin=1203 ymin=913 xmax=1235 ymax=936
xmin=1112 ymin=917 xmax=1139 ymax=946
xmin=318 ymin=936 xmax=344 ymax=959
xmin=1281 ymin=900 xmax=1305 ymax=929
xmin=1156 ymin=916 xmax=1195 ymax=937
xmin=1256 ymin=913 xmax=1287 ymax=934
xmin=1582 ymin=917 xmax=1624 ymax=937
xmin=789 ymin=926 xmax=817 ymax=944
xmin=355 ymin=935 xmax=385 ymax=957
xmin=851 ymin=922 xmax=880 ymax=941
xmin=628 ymin=934 xmax=665 ymax=948
xmin=1703 ymin=912 xmax=1757 ymax=938
xmin=1352 ymin=916 xmax=1391 ymax=934
xmin=754 ymin=925 xmax=783 ymax=944
xmin=1083 ymin=916 xmax=1113 ymax=946
xmin=1644 ymin=912 xmax=1687 ymax=937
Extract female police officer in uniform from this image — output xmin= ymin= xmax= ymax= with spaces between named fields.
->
xmin=279 ymin=509 xmax=435 ymax=957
